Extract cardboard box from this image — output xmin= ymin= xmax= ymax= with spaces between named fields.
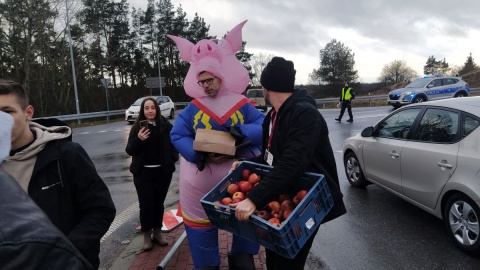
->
xmin=193 ymin=129 xmax=236 ymax=156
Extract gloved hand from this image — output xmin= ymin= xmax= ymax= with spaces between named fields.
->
xmin=228 ymin=126 xmax=246 ymax=145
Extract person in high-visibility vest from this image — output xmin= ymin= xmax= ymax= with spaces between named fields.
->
xmin=335 ymin=81 xmax=355 ymax=122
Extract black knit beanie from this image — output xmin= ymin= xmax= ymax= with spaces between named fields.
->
xmin=260 ymin=57 xmax=296 ymax=92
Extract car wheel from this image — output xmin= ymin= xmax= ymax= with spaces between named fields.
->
xmin=412 ymin=96 xmax=425 ymax=103
xmin=169 ymin=108 xmax=175 ymax=119
xmin=344 ymin=152 xmax=369 ymax=188
xmin=444 ymin=193 xmax=480 ymax=255
xmin=454 ymin=92 xmax=466 ymax=98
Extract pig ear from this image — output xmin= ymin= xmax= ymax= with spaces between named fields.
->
xmin=224 ymin=20 xmax=247 ymax=52
xmin=166 ymin=34 xmax=194 ymax=62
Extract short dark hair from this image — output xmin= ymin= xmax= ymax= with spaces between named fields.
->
xmin=0 ymin=79 xmax=29 ymax=109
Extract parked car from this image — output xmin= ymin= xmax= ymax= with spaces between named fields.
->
xmin=343 ymin=97 xmax=480 ymax=255
xmin=246 ymin=89 xmax=267 ymax=112
xmin=387 ymin=75 xmax=470 ymax=108
xmin=125 ymin=96 xmax=175 ymax=123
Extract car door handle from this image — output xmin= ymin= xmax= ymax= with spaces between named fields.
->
xmin=389 ymin=151 xmax=399 ymax=158
xmin=437 ymin=162 xmax=453 ymax=169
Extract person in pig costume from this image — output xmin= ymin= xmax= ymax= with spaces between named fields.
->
xmin=168 ymin=21 xmax=265 ymax=270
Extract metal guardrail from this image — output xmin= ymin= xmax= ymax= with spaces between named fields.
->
xmin=33 ymin=88 xmax=480 ymax=122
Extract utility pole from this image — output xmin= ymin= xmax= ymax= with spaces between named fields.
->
xmin=65 ymin=0 xmax=81 ymax=124
xmin=156 ymin=32 xmax=163 ymax=96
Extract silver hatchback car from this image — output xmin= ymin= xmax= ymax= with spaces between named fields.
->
xmin=387 ymin=75 xmax=470 ymax=108
xmin=343 ymin=97 xmax=480 ymax=255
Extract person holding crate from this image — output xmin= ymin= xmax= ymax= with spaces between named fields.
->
xmin=232 ymin=57 xmax=347 ymax=270
xmin=168 ymin=21 xmax=265 ymax=270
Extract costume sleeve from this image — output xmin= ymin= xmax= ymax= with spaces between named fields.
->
xmin=170 ymin=105 xmax=203 ymax=163
xmin=61 ymin=143 xmax=116 ymax=266
xmin=247 ymin=103 xmax=321 ymax=209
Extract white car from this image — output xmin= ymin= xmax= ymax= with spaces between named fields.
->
xmin=343 ymin=97 xmax=480 ymax=255
xmin=125 ymin=96 xmax=175 ymax=123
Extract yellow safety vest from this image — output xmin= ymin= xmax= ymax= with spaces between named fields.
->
xmin=342 ymin=87 xmax=353 ymax=100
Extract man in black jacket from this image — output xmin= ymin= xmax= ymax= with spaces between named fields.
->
xmin=0 ymin=79 xmax=116 ymax=269
xmin=0 ymin=111 xmax=92 ymax=270
xmin=233 ymin=57 xmax=347 ymax=270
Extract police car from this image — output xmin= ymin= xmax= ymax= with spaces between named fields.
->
xmin=387 ymin=75 xmax=470 ymax=108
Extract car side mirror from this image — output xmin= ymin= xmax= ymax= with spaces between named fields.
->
xmin=361 ymin=127 xmax=374 ymax=137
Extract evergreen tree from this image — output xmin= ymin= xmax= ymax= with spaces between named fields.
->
xmin=313 ymin=39 xmax=358 ymax=85
xmin=459 ymin=53 xmax=478 ymax=76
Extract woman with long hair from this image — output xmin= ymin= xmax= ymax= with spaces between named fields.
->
xmin=125 ymin=97 xmax=179 ymax=250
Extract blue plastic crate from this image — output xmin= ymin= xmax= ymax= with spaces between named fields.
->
xmin=200 ymin=161 xmax=334 ymax=259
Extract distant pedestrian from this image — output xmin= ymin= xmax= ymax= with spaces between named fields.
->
xmin=335 ymin=81 xmax=355 ymax=122
xmin=125 ymin=97 xmax=179 ymax=251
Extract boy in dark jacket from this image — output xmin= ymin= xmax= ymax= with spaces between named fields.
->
xmin=0 ymin=79 xmax=116 ymax=269
xmin=232 ymin=57 xmax=347 ymax=270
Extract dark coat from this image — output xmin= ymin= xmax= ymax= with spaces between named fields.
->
xmin=247 ymin=89 xmax=347 ymax=224
xmin=125 ymin=116 xmax=179 ymax=176
xmin=0 ymin=168 xmax=94 ymax=270
xmin=28 ymin=139 xmax=116 ymax=269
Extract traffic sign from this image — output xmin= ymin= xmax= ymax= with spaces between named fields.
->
xmin=146 ymin=77 xmax=165 ymax=88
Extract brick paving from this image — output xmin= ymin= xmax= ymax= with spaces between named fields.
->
xmin=119 ymin=225 xmax=267 ymax=270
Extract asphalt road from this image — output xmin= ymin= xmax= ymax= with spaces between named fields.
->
xmin=72 ymin=106 xmax=480 ymax=270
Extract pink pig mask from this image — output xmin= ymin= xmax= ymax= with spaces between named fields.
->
xmin=167 ymin=20 xmax=249 ymax=99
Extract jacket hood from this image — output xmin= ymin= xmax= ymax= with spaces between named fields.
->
xmin=9 ymin=122 xmax=72 ymax=161
xmin=278 ymin=88 xmax=316 ymax=113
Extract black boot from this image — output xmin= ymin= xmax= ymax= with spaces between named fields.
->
xmin=228 ymin=253 xmax=255 ymax=270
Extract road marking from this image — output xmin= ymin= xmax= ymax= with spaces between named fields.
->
xmin=101 ymin=202 xmax=139 ymax=243
xmin=80 ymin=132 xmax=90 ymax=134
xmin=99 ymin=131 xmax=107 ymax=133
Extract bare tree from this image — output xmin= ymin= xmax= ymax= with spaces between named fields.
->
xmin=249 ymin=52 xmax=273 ymax=87
xmin=378 ymin=60 xmax=418 ymax=84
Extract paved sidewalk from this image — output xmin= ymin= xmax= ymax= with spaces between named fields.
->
xmin=109 ymin=225 xmax=267 ymax=270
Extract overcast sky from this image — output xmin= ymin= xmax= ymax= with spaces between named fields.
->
xmin=130 ymin=0 xmax=480 ymax=85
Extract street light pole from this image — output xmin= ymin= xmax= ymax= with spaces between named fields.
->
xmin=65 ymin=0 xmax=81 ymax=124
xmin=156 ymin=33 xmax=163 ymax=97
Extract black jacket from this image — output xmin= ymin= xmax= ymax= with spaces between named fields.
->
xmin=28 ymin=139 xmax=116 ymax=269
xmin=126 ymin=116 xmax=179 ymax=176
xmin=0 ymin=168 xmax=93 ymax=270
xmin=247 ymin=89 xmax=347 ymax=223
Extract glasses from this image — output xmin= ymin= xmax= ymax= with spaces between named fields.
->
xmin=197 ymin=77 xmax=216 ymax=87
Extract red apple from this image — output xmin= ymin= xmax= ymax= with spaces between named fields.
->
xmin=268 ymin=218 xmax=281 ymax=227
xmin=238 ymin=180 xmax=253 ymax=193
xmin=232 ymin=198 xmax=243 ymax=204
xmin=221 ymin=197 xmax=233 ymax=205
xmin=232 ymin=191 xmax=245 ymax=201
xmin=241 ymin=168 xmax=251 ymax=180
xmin=213 ymin=200 xmax=222 ymax=210
xmin=296 ymin=190 xmax=308 ymax=202
xmin=227 ymin=183 xmax=240 ymax=196
xmin=283 ymin=209 xmax=293 ymax=220
xmin=247 ymin=173 xmax=261 ymax=185
xmin=280 ymin=200 xmax=294 ymax=211
xmin=292 ymin=196 xmax=300 ymax=206
xmin=270 ymin=210 xmax=283 ymax=220
xmin=278 ymin=193 xmax=292 ymax=204
xmin=268 ymin=201 xmax=281 ymax=212
xmin=256 ymin=210 xmax=271 ymax=220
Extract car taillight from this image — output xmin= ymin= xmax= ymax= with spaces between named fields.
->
xmin=466 ymin=83 xmax=470 ymax=87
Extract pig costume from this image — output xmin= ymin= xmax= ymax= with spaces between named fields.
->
xmin=168 ymin=21 xmax=265 ymax=269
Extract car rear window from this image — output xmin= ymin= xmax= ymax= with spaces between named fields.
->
xmin=247 ymin=90 xmax=263 ymax=98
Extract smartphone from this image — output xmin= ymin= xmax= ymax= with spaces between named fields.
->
xmin=140 ymin=120 xmax=148 ymax=129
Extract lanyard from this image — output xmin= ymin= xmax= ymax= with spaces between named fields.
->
xmin=267 ymin=110 xmax=277 ymax=149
